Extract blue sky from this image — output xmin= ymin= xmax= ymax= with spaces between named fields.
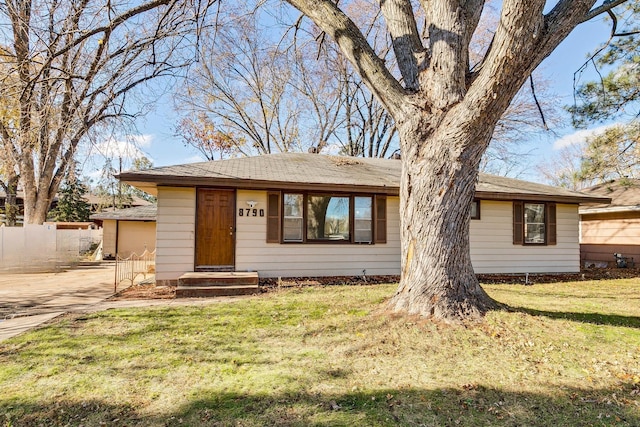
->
xmin=90 ymin=7 xmax=620 ymax=184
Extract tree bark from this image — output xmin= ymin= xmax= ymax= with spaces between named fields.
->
xmin=1 ymin=174 xmax=20 ymax=226
xmin=388 ymin=113 xmax=498 ymax=322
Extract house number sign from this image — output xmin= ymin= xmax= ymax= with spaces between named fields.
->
xmin=239 ymin=208 xmax=264 ymax=217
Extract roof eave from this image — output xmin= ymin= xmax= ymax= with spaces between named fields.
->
xmin=119 ymin=172 xmax=608 ymax=204
xmin=579 ymin=205 xmax=640 ymax=215
xmin=91 ymin=216 xmax=156 ymax=221
xmin=474 ymin=191 xmax=611 ymax=204
xmin=118 ymin=174 xmax=400 ymax=196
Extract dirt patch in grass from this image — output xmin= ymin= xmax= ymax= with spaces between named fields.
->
xmin=259 ymin=275 xmax=401 ymax=288
xmin=110 ymin=283 xmax=175 ymax=300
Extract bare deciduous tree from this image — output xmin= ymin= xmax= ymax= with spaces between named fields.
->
xmin=178 ymin=11 xmax=308 ymax=155
xmin=0 ymin=46 xmax=21 ymax=226
xmin=537 ymin=142 xmax=588 ymax=190
xmin=176 ymin=113 xmax=238 ymax=160
xmin=0 ymin=0 xmax=214 ymax=224
xmin=178 ymin=2 xmax=398 ymax=158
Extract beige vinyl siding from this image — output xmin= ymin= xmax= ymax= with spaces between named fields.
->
xmin=152 ymin=189 xmax=581 ymax=279
xmin=470 ymin=201 xmax=579 ymax=273
xmin=580 ymin=212 xmax=640 ymax=245
xmin=117 ymin=221 xmax=156 ymax=257
xmin=102 ymin=219 xmax=117 ymax=257
xmin=155 ymin=187 xmax=195 ymax=281
xmin=235 ymin=190 xmax=401 ymax=277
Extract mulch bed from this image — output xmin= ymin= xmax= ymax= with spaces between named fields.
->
xmin=109 ymin=268 xmax=640 ymax=300
xmin=478 ymin=267 xmax=640 ymax=284
xmin=110 ymin=283 xmax=176 ymax=301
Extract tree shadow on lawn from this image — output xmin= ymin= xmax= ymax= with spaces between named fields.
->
xmin=2 ymin=384 xmax=638 ymax=426
xmin=506 ymin=306 xmax=640 ymax=329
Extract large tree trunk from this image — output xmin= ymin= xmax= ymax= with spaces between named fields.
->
xmin=22 ymin=185 xmax=54 ymax=224
xmin=388 ymin=114 xmax=499 ymax=322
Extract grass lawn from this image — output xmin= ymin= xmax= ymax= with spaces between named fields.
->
xmin=1 ymin=279 xmax=639 ymax=426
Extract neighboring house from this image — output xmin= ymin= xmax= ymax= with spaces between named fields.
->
xmin=119 ymin=153 xmax=609 ymax=286
xmin=0 ymin=190 xmax=152 ymax=225
xmin=91 ymin=205 xmax=157 ymax=259
xmin=579 ymin=179 xmax=640 ymax=266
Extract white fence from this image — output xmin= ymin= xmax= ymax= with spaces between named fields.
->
xmin=0 ymin=224 xmax=103 ymax=271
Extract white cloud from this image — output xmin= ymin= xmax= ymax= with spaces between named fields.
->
xmin=93 ymin=134 xmax=154 ymax=159
xmin=184 ymin=155 xmax=207 ymax=163
xmin=552 ymin=123 xmax=620 ymax=150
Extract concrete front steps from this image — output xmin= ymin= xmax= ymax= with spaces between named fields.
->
xmin=176 ymin=272 xmax=259 ymax=297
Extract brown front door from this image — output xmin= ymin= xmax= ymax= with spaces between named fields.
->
xmin=195 ymin=188 xmax=235 ymax=270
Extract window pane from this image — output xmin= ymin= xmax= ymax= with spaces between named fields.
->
xmin=354 ymin=197 xmax=372 ymax=243
xmin=284 ymin=194 xmax=303 ymax=217
xmin=470 ymin=200 xmax=479 ymax=219
xmin=307 ymin=196 xmax=350 ymax=240
xmin=524 ymin=203 xmax=545 ymax=244
xmin=283 ymin=218 xmax=303 ymax=241
xmin=283 ymin=194 xmax=303 ymax=242
xmin=525 ymin=223 xmax=545 ymax=243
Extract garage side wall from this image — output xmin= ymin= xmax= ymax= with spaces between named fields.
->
xmin=102 ymin=219 xmax=117 ymax=257
xmin=117 ymin=221 xmax=156 ymax=258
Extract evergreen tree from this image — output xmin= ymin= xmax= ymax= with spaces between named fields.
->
xmin=569 ymin=1 xmax=640 ymax=127
xmin=49 ymin=167 xmax=91 ymax=222
xmin=556 ymin=1 xmax=640 ymax=188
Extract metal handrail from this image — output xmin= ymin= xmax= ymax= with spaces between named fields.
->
xmin=114 ymin=248 xmax=156 ymax=292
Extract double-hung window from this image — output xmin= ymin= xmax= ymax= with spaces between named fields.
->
xmin=513 ymin=201 xmax=557 ymax=246
xmin=470 ymin=200 xmax=480 ymax=220
xmin=283 ymin=194 xmax=304 ymax=242
xmin=354 ymin=197 xmax=373 ymax=243
xmin=524 ymin=203 xmax=545 ymax=244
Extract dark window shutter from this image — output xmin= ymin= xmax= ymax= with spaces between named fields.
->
xmin=547 ymin=203 xmax=557 ymax=246
xmin=513 ymin=201 xmax=524 ymax=245
xmin=267 ymin=192 xmax=280 ymax=243
xmin=375 ymin=195 xmax=387 ymax=244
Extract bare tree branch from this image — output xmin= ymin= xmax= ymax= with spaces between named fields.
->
xmin=582 ymin=0 xmax=632 ymax=22
xmin=529 ymin=75 xmax=549 ymax=131
xmin=379 ymin=0 xmax=424 ymax=91
xmin=287 ymin=0 xmax=407 ymax=119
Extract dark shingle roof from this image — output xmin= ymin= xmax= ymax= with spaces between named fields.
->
xmin=90 ymin=204 xmax=157 ymax=221
xmin=118 ymin=153 xmax=609 ymax=204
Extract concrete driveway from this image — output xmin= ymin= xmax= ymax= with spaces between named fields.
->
xmin=0 ymin=263 xmax=116 ymax=341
